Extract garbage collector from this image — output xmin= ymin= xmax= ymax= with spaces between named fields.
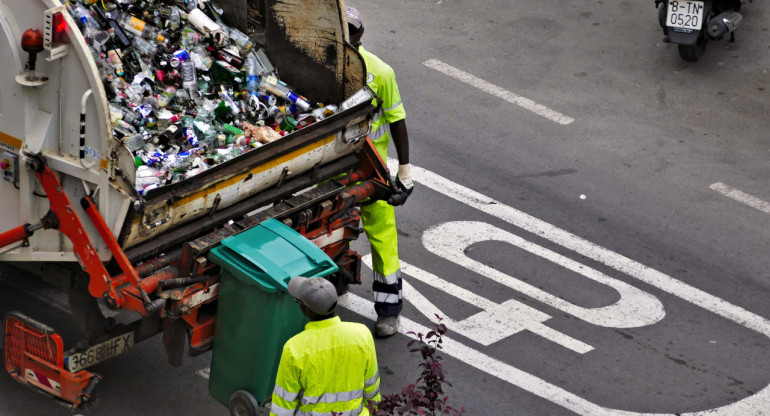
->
xmin=346 ymin=5 xmax=414 ymax=337
xmin=269 ymin=276 xmax=381 ymax=416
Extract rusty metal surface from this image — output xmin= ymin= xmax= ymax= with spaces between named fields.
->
xmin=264 ymin=0 xmax=365 ymax=103
xmin=140 ymin=103 xmax=364 ymax=202
xmin=118 ymin=100 xmax=373 ymax=251
xmin=123 ymin=155 xmax=357 ymax=263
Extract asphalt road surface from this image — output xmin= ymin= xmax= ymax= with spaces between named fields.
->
xmin=2 ymin=0 xmax=770 ymax=415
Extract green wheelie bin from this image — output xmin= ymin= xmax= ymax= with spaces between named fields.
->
xmin=207 ymin=218 xmax=339 ymax=416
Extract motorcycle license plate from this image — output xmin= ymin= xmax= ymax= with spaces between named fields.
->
xmin=666 ymin=0 xmax=705 ymax=31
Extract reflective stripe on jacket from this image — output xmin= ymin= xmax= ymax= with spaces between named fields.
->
xmin=270 ymin=316 xmax=381 ymax=416
xmin=359 ymin=45 xmax=406 ymax=158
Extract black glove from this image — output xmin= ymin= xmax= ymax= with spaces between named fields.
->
xmin=387 ymin=164 xmax=414 ymax=206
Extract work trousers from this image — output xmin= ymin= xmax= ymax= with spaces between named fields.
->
xmin=361 ymin=199 xmax=402 ymax=317
xmin=361 ymin=130 xmax=403 ymax=317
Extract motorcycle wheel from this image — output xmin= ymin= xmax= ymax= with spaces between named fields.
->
xmin=678 ymin=33 xmax=708 ymax=62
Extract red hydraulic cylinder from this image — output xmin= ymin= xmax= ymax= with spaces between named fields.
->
xmin=0 ymin=222 xmax=43 ymax=249
xmin=0 ymin=225 xmax=30 ymax=248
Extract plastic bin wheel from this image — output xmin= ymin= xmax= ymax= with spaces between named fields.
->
xmin=229 ymin=390 xmax=259 ymax=416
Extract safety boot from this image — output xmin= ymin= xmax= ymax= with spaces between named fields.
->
xmin=374 ymin=315 xmax=399 ymax=337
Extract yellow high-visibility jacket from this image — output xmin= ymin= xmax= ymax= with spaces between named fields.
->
xmin=358 ymin=45 xmax=405 ymax=294
xmin=269 ymin=316 xmax=381 ymax=416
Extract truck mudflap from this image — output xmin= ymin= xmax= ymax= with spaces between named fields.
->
xmin=4 ymin=312 xmax=102 ymax=409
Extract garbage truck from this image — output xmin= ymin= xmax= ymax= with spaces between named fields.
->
xmin=0 ymin=0 xmax=400 ymax=411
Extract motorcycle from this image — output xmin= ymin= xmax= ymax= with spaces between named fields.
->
xmin=655 ymin=0 xmax=748 ymax=62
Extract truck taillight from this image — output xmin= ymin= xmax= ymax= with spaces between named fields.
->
xmin=44 ymin=8 xmax=67 ymax=47
xmin=52 ymin=13 xmax=67 ymax=43
xmin=43 ymin=5 xmax=68 ymax=61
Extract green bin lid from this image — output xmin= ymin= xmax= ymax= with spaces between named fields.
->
xmin=208 ymin=219 xmax=339 ymax=293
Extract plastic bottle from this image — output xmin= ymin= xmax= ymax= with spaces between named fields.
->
xmin=73 ymin=4 xmax=100 ymax=30
xmin=243 ymin=53 xmax=261 ymax=112
xmin=116 ymin=12 xmax=144 ymax=36
xmin=132 ymin=36 xmax=157 ymax=56
xmin=228 ymin=27 xmax=253 ymax=54
xmin=245 ymin=54 xmax=260 ymax=94
xmin=141 ymin=25 xmax=166 ymax=43
xmin=167 ymin=6 xmax=181 ymax=30
xmin=259 ymin=74 xmax=311 ymax=112
xmin=191 ymin=45 xmax=213 ymax=71
xmin=117 ymin=12 xmax=165 ymax=42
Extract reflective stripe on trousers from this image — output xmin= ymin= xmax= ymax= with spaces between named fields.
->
xmin=372 ymin=272 xmax=402 ymax=316
xmin=361 ymin=200 xmax=402 ymax=317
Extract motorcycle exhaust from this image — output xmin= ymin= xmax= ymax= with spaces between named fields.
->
xmin=708 ymin=11 xmax=743 ymax=40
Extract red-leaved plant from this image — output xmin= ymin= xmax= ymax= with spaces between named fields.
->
xmin=368 ymin=315 xmax=465 ymax=416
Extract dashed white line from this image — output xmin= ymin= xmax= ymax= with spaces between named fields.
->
xmin=196 ymin=367 xmax=210 ymax=380
xmin=422 ymin=59 xmax=575 ymax=125
xmin=710 ymin=182 xmax=770 ymax=214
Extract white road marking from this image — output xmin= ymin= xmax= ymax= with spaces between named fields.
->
xmin=196 ymin=367 xmax=210 ymax=380
xmin=362 ymin=255 xmax=594 ymax=353
xmin=709 ymin=182 xmax=770 ymax=214
xmin=388 ymin=158 xmax=770 ymax=337
xmin=423 ymin=221 xmax=665 ymax=328
xmin=422 ymin=59 xmax=575 ymax=125
xmin=382 ymin=158 xmax=770 ymax=415
xmin=340 ymin=292 xmax=770 ymax=416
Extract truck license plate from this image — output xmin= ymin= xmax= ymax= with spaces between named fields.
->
xmin=666 ymin=0 xmax=704 ymax=31
xmin=65 ymin=332 xmax=134 ymax=372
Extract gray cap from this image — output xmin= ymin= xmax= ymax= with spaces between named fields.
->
xmin=288 ymin=276 xmax=338 ymax=315
xmin=345 ymin=6 xmax=363 ymax=30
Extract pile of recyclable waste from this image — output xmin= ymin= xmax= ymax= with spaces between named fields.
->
xmin=68 ymin=0 xmax=340 ymax=195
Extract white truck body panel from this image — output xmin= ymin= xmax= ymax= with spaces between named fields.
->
xmin=0 ymin=0 xmax=369 ymax=262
